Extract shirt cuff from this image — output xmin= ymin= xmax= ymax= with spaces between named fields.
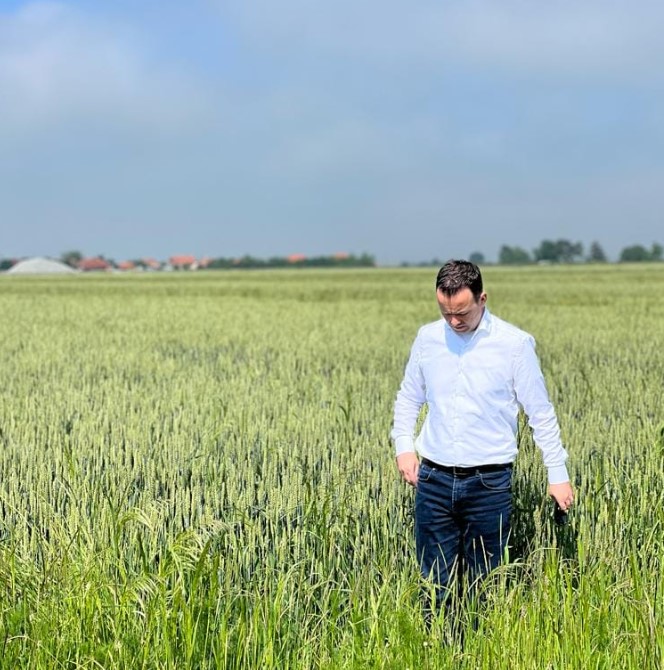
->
xmin=547 ymin=464 xmax=570 ymax=485
xmin=394 ymin=436 xmax=416 ymax=456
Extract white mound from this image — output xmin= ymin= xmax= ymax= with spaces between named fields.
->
xmin=6 ymin=257 xmax=78 ymax=275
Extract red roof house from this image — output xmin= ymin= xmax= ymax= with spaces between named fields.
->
xmin=169 ymin=255 xmax=197 ymax=269
xmin=142 ymin=258 xmax=161 ymax=270
xmin=78 ymin=257 xmax=112 ymax=272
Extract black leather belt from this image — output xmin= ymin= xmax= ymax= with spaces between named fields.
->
xmin=420 ymin=457 xmax=513 ymax=477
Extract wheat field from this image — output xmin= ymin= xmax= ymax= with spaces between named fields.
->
xmin=0 ymin=265 xmax=662 ymax=668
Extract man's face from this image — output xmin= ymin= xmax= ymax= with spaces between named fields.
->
xmin=436 ymin=287 xmax=487 ymax=333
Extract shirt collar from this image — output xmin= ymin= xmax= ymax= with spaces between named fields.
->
xmin=475 ymin=306 xmax=492 ymax=335
xmin=442 ymin=305 xmax=493 ymax=337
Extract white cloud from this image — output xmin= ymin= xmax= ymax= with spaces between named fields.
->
xmin=439 ymin=1 xmax=663 ymax=80
xmin=216 ymin=0 xmax=664 ymax=81
xmin=0 ymin=2 xmax=213 ymax=137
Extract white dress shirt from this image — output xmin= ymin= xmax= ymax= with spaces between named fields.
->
xmin=391 ymin=307 xmax=569 ymax=484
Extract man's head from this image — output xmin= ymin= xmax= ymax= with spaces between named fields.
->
xmin=435 ymin=259 xmax=487 ymax=333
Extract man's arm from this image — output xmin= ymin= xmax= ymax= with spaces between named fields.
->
xmin=391 ymin=334 xmax=426 ymax=487
xmin=514 ymin=336 xmax=575 ymax=511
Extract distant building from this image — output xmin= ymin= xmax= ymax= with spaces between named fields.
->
xmin=141 ymin=258 xmax=161 ymax=271
xmin=117 ymin=261 xmax=136 ymax=271
xmin=78 ymin=257 xmax=112 ymax=272
xmin=169 ymin=255 xmax=197 ymax=270
xmin=287 ymin=253 xmax=306 ymax=263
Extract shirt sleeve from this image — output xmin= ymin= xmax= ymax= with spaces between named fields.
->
xmin=513 ymin=336 xmax=570 ymax=484
xmin=391 ymin=332 xmax=426 ymax=456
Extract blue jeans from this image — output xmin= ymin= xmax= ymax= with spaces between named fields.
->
xmin=415 ymin=461 xmax=512 ymax=606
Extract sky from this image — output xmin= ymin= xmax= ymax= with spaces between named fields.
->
xmin=1 ymin=0 xmax=663 ymax=265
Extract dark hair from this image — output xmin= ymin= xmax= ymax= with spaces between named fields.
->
xmin=435 ymin=259 xmax=483 ymax=300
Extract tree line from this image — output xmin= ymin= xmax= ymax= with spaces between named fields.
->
xmin=483 ymin=239 xmax=662 ymax=265
xmin=205 ymin=253 xmax=375 ymax=269
xmin=399 ymin=240 xmax=663 ymax=267
xmin=2 ymin=240 xmax=663 ymax=271
xmin=0 ymin=251 xmax=376 ymax=272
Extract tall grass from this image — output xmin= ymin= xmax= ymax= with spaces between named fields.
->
xmin=0 ymin=265 xmax=662 ymax=668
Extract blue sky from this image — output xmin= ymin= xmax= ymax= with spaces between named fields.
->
xmin=1 ymin=0 xmax=663 ymax=264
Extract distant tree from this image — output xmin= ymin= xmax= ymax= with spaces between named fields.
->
xmin=0 ymin=258 xmax=15 ymax=271
xmin=60 ymin=250 xmax=83 ymax=268
xmin=587 ymin=241 xmax=608 ymax=263
xmin=234 ymin=255 xmax=264 ymax=268
xmin=558 ymin=239 xmax=584 ymax=263
xmin=207 ymin=257 xmax=231 ymax=269
xmin=619 ymin=245 xmax=650 ymax=262
xmin=306 ymin=256 xmax=333 ymax=267
xmin=533 ymin=239 xmax=583 ymax=263
xmin=620 ymin=242 xmax=663 ymax=262
xmin=356 ymin=253 xmax=376 ymax=267
xmin=205 ymin=253 xmax=377 ymax=270
xmin=469 ymin=251 xmax=485 ymax=265
xmin=533 ymin=239 xmax=558 ymax=263
xmin=498 ymin=245 xmax=531 ymax=265
xmin=413 ymin=258 xmax=443 ymax=268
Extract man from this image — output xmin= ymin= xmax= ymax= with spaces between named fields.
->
xmin=391 ymin=260 xmax=574 ymax=608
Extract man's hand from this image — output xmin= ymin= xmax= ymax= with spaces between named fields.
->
xmin=396 ymin=452 xmax=419 ymax=487
xmin=548 ymin=481 xmax=575 ymax=511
